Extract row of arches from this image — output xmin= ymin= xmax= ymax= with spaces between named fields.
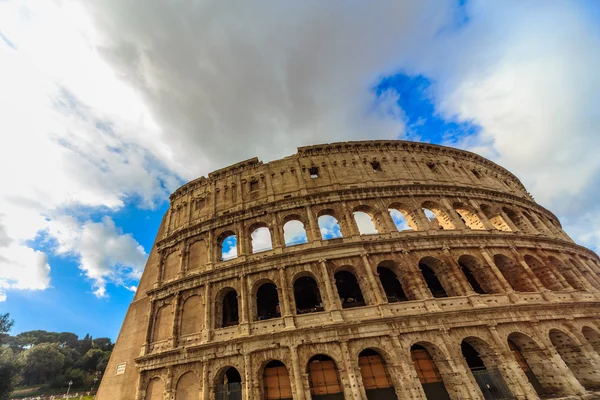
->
xmin=210 ymin=200 xmax=567 ymax=263
xmin=153 ymin=251 xmax=600 ymax=344
xmin=144 ymin=325 xmax=600 ymax=399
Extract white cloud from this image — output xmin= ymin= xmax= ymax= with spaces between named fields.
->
xmin=251 ymin=227 xmax=273 ymax=253
xmin=283 ymin=221 xmax=308 ymax=246
xmin=47 ymin=215 xmax=147 ymax=297
xmin=353 ymin=212 xmax=378 ymax=235
xmin=0 ymin=241 xmax=51 ymax=302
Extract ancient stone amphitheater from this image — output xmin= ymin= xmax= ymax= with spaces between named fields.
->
xmin=97 ymin=140 xmax=600 ymax=400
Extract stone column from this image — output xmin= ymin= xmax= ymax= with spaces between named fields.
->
xmin=203 ymin=283 xmax=212 ymax=342
xmin=391 ymin=335 xmax=427 ymax=399
xmin=305 ymin=205 xmax=321 ymax=242
xmin=244 ymin=353 xmax=253 ymax=400
xmin=468 ymin=199 xmax=495 ymax=230
xmin=239 ymin=274 xmax=250 ymax=335
xmin=341 ymin=202 xmax=360 ymax=237
xmin=499 ymin=209 xmax=520 ymax=232
xmin=413 ymin=206 xmax=433 ymax=231
xmin=440 ymin=249 xmax=475 ymax=297
xmin=171 ymin=292 xmax=181 ymax=348
xmin=361 ymin=254 xmax=385 ymax=304
xmin=271 ymin=213 xmax=283 ymax=249
xmin=289 ymin=345 xmax=306 ymax=400
xmin=278 ymin=267 xmax=295 ymax=329
xmin=539 ymin=255 xmax=572 ymax=290
xmin=235 ymin=220 xmax=247 ymax=257
xmin=201 ymin=362 xmax=210 ymax=400
xmin=440 ymin=198 xmax=467 ymax=230
xmin=319 ymin=260 xmax=343 ymax=321
xmin=480 ymin=249 xmax=515 ymax=293
xmin=339 ymin=340 xmax=362 ymax=400
xmin=436 ymin=341 xmax=478 ymax=399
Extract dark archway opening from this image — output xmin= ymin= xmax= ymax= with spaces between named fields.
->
xmin=418 ymin=264 xmax=448 ymax=298
xmin=216 ymin=367 xmax=242 ymax=400
xmin=222 ymin=290 xmax=239 ymax=327
xmin=293 ymin=276 xmax=324 ymax=314
xmin=358 ymin=349 xmax=398 ymax=400
xmin=461 ymin=341 xmax=512 ymax=400
xmin=508 ymin=338 xmax=546 ymax=396
xmin=377 ymin=267 xmax=408 ymax=302
xmin=334 ymin=270 xmax=365 ymax=308
xmin=459 ymin=263 xmax=486 ymax=294
xmin=257 ymin=283 xmax=281 ymax=321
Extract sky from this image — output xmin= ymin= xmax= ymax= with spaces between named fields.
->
xmin=1 ymin=0 xmax=599 ymax=340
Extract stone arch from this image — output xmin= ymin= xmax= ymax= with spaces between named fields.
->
xmin=261 ymin=359 xmax=292 ymax=400
xmin=493 ymin=254 xmax=536 ymax=292
xmin=217 ymin=230 xmax=237 ymax=261
xmin=410 ymin=342 xmax=452 ymax=400
xmin=549 ymin=328 xmax=600 ymax=390
xmin=480 ymin=204 xmax=511 ymax=232
xmin=570 ymin=257 xmax=600 ymax=290
xmin=255 ymin=280 xmax=281 ymax=321
xmin=421 ymin=201 xmax=455 ymax=230
xmin=457 ymin=254 xmax=500 ymax=294
xmin=249 ymin=222 xmax=273 ymax=253
xmin=547 ymin=256 xmax=585 ymax=290
xmin=215 ymin=287 xmax=239 ymax=328
xmin=317 ymin=209 xmax=344 ymax=240
xmin=282 ymin=215 xmax=308 ymax=246
xmin=524 ymin=254 xmax=563 ymax=291
xmin=502 ymin=207 xmax=530 ymax=233
xmin=162 ymin=248 xmax=180 ymax=282
xmin=175 ymin=371 xmax=201 ymax=400
xmin=507 ymin=332 xmax=554 ymax=396
xmin=293 ymin=273 xmax=324 ymax=314
xmin=582 ymin=326 xmax=600 ymax=355
xmin=188 ymin=238 xmax=208 ymax=272
xmin=353 ymin=204 xmax=384 ymax=234
xmin=418 ymin=257 xmax=459 ymax=298
xmin=453 ymin=203 xmax=485 ymax=230
xmin=153 ymin=304 xmax=172 ymax=342
xmin=521 ymin=210 xmax=544 ymax=234
xmin=145 ymin=376 xmax=166 ymax=400
xmin=215 ymin=366 xmax=243 ymax=400
xmin=388 ymin=202 xmax=420 ymax=231
xmin=376 ymin=261 xmax=409 ymax=302
xmin=333 ymin=268 xmax=367 ymax=308
xmin=306 ymin=354 xmax=344 ymax=400
xmin=357 ymin=348 xmax=398 ymax=400
xmin=180 ymin=295 xmax=203 ymax=336
xmin=460 ymin=337 xmax=513 ymax=399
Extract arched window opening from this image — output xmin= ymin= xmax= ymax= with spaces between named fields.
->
xmin=388 ymin=209 xmax=412 ymax=231
xmin=370 ymin=161 xmax=382 ymax=172
xmin=153 ymin=305 xmax=172 ymax=342
xmin=163 ymin=250 xmax=180 ymax=282
xmin=522 ymin=211 xmax=542 ymax=233
xmin=410 ymin=344 xmax=451 ymax=400
xmin=256 ymin=283 xmax=281 ymax=321
xmin=318 ymin=215 xmax=343 ymax=240
xmin=548 ymin=257 xmax=584 ymax=290
xmin=422 ymin=203 xmax=455 ymax=230
xmin=263 ymin=360 xmax=292 ymax=400
xmin=493 ymin=254 xmax=536 ymax=292
xmin=220 ymin=233 xmax=238 ymax=261
xmin=145 ymin=378 xmax=165 ymax=400
xmin=418 ymin=263 xmax=448 ymax=298
xmin=458 ymin=255 xmax=500 ymax=294
xmin=307 ymin=355 xmax=343 ymax=400
xmin=216 ymin=367 xmax=242 ymax=400
xmin=251 ymin=226 xmax=273 ymax=253
xmin=549 ymin=329 xmax=600 ymax=390
xmin=222 ymin=290 xmax=239 ymax=328
xmin=524 ymin=255 xmax=563 ymax=291
xmin=283 ymin=220 xmax=308 ymax=246
xmin=461 ymin=340 xmax=512 ymax=399
xmin=502 ymin=207 xmax=529 ymax=232
xmin=582 ymin=327 xmax=600 ymax=355
xmin=481 ymin=205 xmax=511 ymax=232
xmin=454 ymin=205 xmax=485 ymax=230
xmin=293 ymin=276 xmax=324 ymax=314
xmin=358 ymin=349 xmax=398 ymax=400
xmin=353 ymin=211 xmax=378 ymax=235
xmin=180 ymin=296 xmax=203 ymax=336
xmin=377 ymin=267 xmax=408 ymax=302
xmin=334 ymin=270 xmax=366 ymax=308
xmin=507 ymin=334 xmax=551 ymax=396
xmin=175 ymin=372 xmax=201 ymax=400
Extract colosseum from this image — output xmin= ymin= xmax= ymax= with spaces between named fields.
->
xmin=97 ymin=140 xmax=600 ymax=400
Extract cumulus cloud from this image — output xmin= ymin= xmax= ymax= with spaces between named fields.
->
xmin=0 ymin=239 xmax=51 ymax=302
xmin=47 ymin=216 xmax=147 ymax=297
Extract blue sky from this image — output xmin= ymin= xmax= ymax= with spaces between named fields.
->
xmin=1 ymin=0 xmax=600 ymax=340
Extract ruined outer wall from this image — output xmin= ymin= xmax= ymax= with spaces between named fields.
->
xmin=97 ymin=140 xmax=600 ymax=400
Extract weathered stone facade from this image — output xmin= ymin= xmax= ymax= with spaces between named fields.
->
xmin=97 ymin=140 xmax=600 ymax=400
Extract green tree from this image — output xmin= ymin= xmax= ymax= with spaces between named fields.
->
xmin=0 ymin=313 xmax=21 ymax=400
xmin=92 ymin=337 xmax=113 ymax=351
xmin=22 ymin=343 xmax=65 ymax=384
